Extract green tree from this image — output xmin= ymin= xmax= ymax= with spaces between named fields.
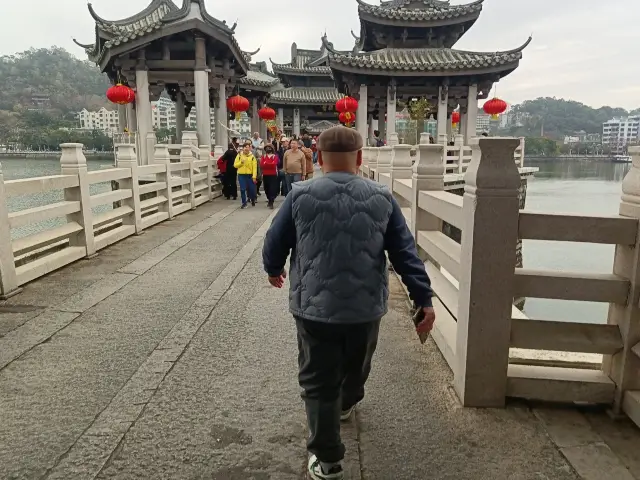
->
xmin=524 ymin=137 xmax=558 ymax=156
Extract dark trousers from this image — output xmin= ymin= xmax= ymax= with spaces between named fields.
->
xmin=295 ymin=317 xmax=380 ymax=463
xmin=223 ymin=170 xmax=237 ymax=199
xmin=262 ymin=175 xmax=279 ymax=202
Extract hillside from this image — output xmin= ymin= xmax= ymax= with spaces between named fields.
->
xmin=0 ymin=47 xmax=109 ymax=115
xmin=505 ymin=97 xmax=639 ymax=140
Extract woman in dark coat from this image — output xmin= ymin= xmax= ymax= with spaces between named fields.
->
xmin=221 ymin=143 xmax=238 ymax=200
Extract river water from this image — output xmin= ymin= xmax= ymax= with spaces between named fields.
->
xmin=0 ymin=156 xmax=631 ymax=324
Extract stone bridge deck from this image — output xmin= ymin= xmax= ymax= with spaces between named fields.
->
xmin=1 ymin=199 xmax=639 ymax=480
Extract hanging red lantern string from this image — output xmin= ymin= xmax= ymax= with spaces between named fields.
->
xmin=227 ymin=94 xmax=250 ymax=120
xmin=339 ymin=111 xmax=356 ymax=127
xmin=258 ymin=106 xmax=276 ymax=121
xmin=335 ymin=96 xmax=358 ymax=114
xmin=106 ymin=84 xmax=135 ymax=105
xmin=483 ymin=98 xmax=507 ymax=121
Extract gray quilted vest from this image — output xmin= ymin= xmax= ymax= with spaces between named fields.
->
xmin=288 ymin=172 xmax=394 ymax=323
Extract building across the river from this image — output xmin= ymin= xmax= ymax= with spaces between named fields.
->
xmin=76 ymin=98 xmax=250 ymax=139
xmin=603 ymin=115 xmax=639 ymax=154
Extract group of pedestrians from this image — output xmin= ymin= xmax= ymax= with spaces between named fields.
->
xmin=217 ymin=132 xmax=315 ymax=210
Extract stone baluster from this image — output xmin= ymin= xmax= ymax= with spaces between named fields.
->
xmin=179 ymin=145 xmax=196 ymax=209
xmin=0 ymin=162 xmax=20 ymax=299
xmin=182 ymin=130 xmax=198 ymax=147
xmin=454 ymin=137 xmax=521 ymax=407
xmin=116 ymin=144 xmax=143 ymax=234
xmin=200 ymin=145 xmax=213 ymax=202
xmin=361 ymin=147 xmax=370 ymax=177
xmin=604 ymin=146 xmax=640 ymax=415
xmin=391 ymin=144 xmax=412 ymax=191
xmin=412 ymin=144 xmax=444 ymax=242
xmin=213 ymin=145 xmax=225 ymax=158
xmin=154 ymin=144 xmax=174 ymax=219
xmin=60 ymin=144 xmax=96 ymax=258
xmin=376 ymin=146 xmax=393 ymax=182
xmin=388 ymin=132 xmax=399 ymax=147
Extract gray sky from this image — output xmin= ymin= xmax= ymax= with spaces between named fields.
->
xmin=1 ymin=0 xmax=638 ymax=109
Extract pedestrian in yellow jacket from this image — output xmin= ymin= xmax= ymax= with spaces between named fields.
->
xmin=234 ymin=142 xmax=258 ymax=208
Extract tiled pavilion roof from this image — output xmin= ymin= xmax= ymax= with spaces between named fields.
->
xmin=269 ymin=87 xmax=342 ymax=105
xmin=322 ymin=36 xmax=532 ymax=75
xmin=357 ymin=0 xmax=484 ymax=23
xmin=75 ymin=0 xmax=247 ymax=74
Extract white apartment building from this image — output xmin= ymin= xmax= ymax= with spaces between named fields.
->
xmin=78 ymin=96 xmax=251 ymax=143
xmin=603 ymin=116 xmax=639 ymax=154
xmin=77 ymin=108 xmax=120 ymax=135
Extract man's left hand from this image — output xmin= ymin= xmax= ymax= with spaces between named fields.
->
xmin=268 ymin=270 xmax=287 ymax=288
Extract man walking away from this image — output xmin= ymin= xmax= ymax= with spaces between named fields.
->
xmin=262 ymin=126 xmax=435 ymax=480
xmin=276 ymin=137 xmax=290 ymax=196
xmin=260 ymin=144 xmax=279 ymax=209
xmin=283 ymin=139 xmax=306 ymax=193
xmin=234 ymin=142 xmax=257 ymax=208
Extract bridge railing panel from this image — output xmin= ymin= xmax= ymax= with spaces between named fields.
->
xmin=384 ymin=139 xmax=640 ymax=421
xmin=0 ymin=142 xmax=224 ymax=299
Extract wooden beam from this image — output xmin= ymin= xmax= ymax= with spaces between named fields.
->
xmin=510 ymin=318 xmax=624 ymax=354
xmin=513 ymin=269 xmax=630 ymax=304
xmin=519 ymin=211 xmax=638 ymax=245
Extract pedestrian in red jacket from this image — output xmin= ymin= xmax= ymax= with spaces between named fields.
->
xmin=217 ymin=156 xmax=227 ymax=174
xmin=260 ymin=144 xmax=280 ymax=209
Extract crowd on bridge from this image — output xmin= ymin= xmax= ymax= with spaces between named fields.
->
xmin=216 ymin=132 xmax=317 ymax=210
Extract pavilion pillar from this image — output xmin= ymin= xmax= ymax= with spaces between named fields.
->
xmin=465 ymin=84 xmax=479 ymax=145
xmin=215 ymin=82 xmax=228 ymax=148
xmin=379 ymin=104 xmax=387 ymax=143
xmin=194 ymin=36 xmax=211 ymax=149
xmin=277 ymin=108 xmax=284 ymax=131
xmin=259 ymin=101 xmax=268 ymax=141
xmin=386 ymin=83 xmax=397 ymax=139
xmin=126 ymin=104 xmax=136 ymax=133
xmin=437 ymin=85 xmax=449 ymax=145
xmin=356 ymin=84 xmax=368 ymax=140
xmin=175 ymin=91 xmax=185 ymax=144
xmin=117 ymin=104 xmax=127 ymax=133
xmin=135 ymin=66 xmax=154 ymax=165
xmin=460 ymin=110 xmax=467 ymax=143
xmin=368 ymin=114 xmax=374 ymax=146
xmin=293 ymin=108 xmax=301 ymax=136
xmin=251 ymin=98 xmax=259 ymax=136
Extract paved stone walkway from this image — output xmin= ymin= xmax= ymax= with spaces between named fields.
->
xmin=1 ymin=196 xmax=640 ymax=480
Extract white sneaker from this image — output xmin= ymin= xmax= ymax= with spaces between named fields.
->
xmin=308 ymin=455 xmax=344 ymax=480
xmin=340 ymin=405 xmax=355 ymax=422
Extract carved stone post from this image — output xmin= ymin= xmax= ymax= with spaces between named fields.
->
xmin=368 ymin=147 xmax=379 ymax=181
xmin=376 ymin=146 xmax=392 ymax=181
xmin=182 ymin=130 xmax=198 ymax=147
xmin=412 ymin=144 xmax=444 ymax=241
xmin=60 ymin=144 xmax=96 ymax=257
xmin=361 ymin=147 xmax=370 ymax=177
xmin=454 ymin=137 xmax=521 ymax=407
xmin=153 ymin=145 xmax=174 ymax=219
xmin=604 ymin=146 xmax=640 ymax=415
xmin=116 ymin=144 xmax=143 ymax=234
xmin=390 ymin=144 xmax=412 ymax=206
xmin=293 ymin=108 xmax=301 ymax=136
xmin=386 ymin=82 xmax=397 ymax=139
xmin=0 ymin=163 xmax=20 ymax=299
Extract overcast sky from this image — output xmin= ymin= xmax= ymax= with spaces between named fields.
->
xmin=1 ymin=0 xmax=638 ymax=109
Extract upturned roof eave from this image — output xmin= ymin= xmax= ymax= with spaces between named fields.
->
xmin=88 ymin=0 xmax=177 ymax=27
xmin=356 ymin=0 xmax=483 ymax=26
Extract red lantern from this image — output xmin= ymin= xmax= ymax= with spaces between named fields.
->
xmin=339 ymin=111 xmax=356 ymax=127
xmin=483 ymin=98 xmax=507 ymax=121
xmin=106 ymin=84 xmax=135 ymax=105
xmin=451 ymin=111 xmax=460 ymax=125
xmin=258 ymin=106 xmax=276 ymax=121
xmin=227 ymin=95 xmax=250 ymax=120
xmin=336 ymin=96 xmax=358 ymax=113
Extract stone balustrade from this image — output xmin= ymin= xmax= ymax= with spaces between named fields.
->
xmin=369 ymin=139 xmax=640 ymax=425
xmin=0 ymin=139 xmax=222 ymax=299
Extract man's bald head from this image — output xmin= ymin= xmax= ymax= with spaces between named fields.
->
xmin=316 ymin=126 xmax=363 ymax=173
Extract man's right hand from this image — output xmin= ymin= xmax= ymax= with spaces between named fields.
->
xmin=416 ymin=307 xmax=436 ymax=335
